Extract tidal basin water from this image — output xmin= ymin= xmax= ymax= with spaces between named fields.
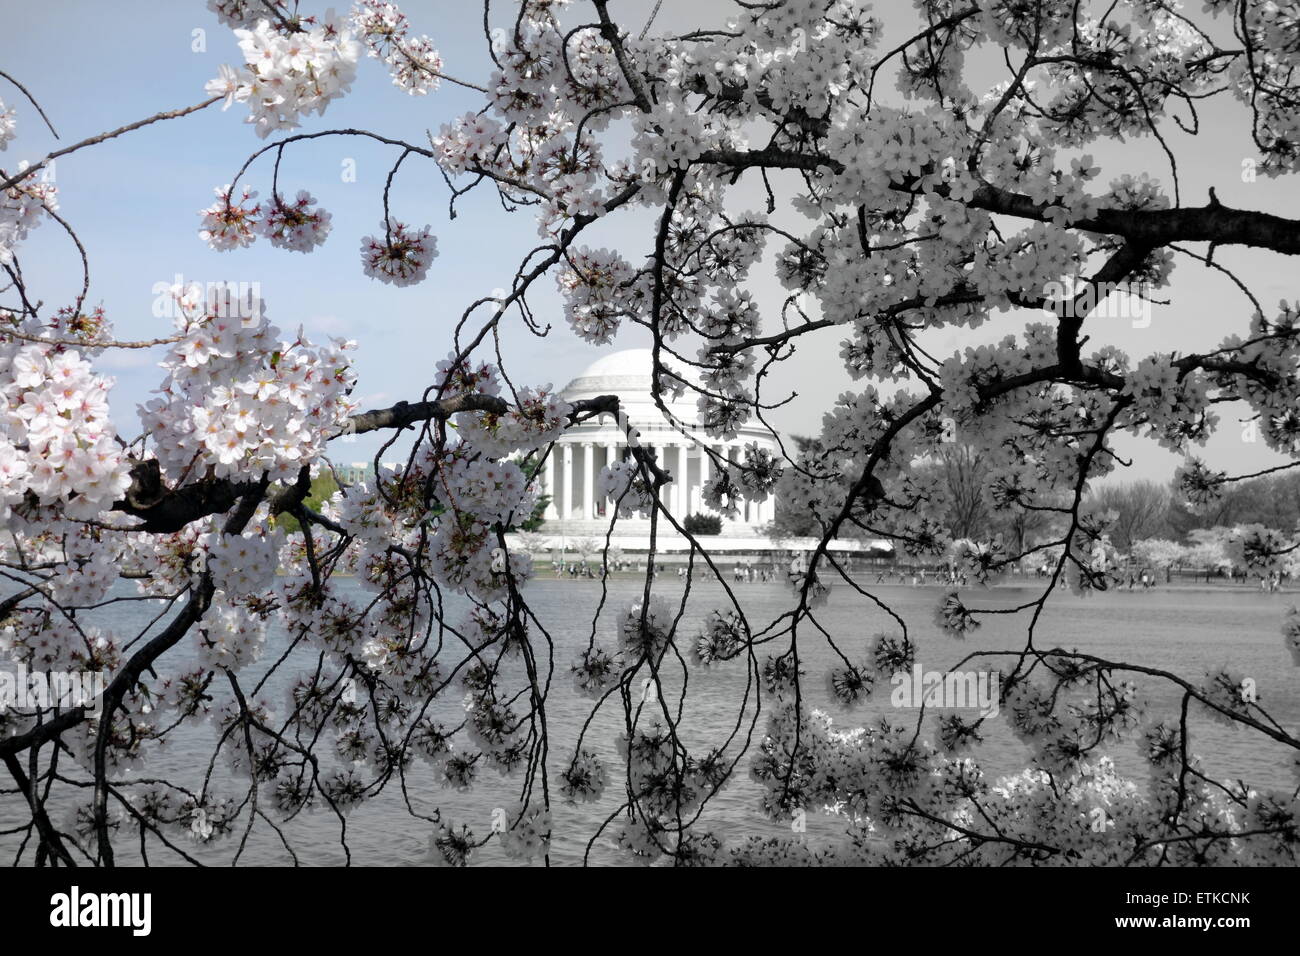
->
xmin=3 ymin=576 xmax=1298 ymax=866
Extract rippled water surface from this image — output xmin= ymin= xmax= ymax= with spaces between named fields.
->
xmin=4 ymin=576 xmax=1297 ymax=865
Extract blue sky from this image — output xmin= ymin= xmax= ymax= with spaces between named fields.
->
xmin=2 ymin=1 xmax=1296 ymax=483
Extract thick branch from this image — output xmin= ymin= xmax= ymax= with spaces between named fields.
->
xmin=108 ymin=394 xmax=621 ymax=534
xmin=3 ymin=752 xmax=77 ymax=867
xmin=694 ymin=148 xmax=1300 ymax=256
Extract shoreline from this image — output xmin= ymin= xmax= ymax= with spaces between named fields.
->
xmin=532 ymin=565 xmax=1297 ymax=595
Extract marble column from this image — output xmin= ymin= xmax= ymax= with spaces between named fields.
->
xmin=726 ymin=444 xmax=742 ymax=524
xmin=656 ymin=442 xmax=670 ymax=508
xmin=675 ymin=444 xmax=689 ymax=516
xmin=600 ymin=442 xmax=616 ymax=518
xmin=543 ymin=447 xmax=558 ymax=519
xmin=582 ymin=441 xmax=594 ymax=520
xmin=699 ymin=443 xmax=711 ymax=513
xmin=561 ymin=444 xmax=573 ymax=520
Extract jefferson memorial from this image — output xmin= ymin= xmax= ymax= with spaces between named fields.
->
xmin=538 ymin=349 xmax=779 ymax=537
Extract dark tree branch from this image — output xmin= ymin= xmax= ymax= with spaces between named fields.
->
xmin=694 ymin=148 xmax=1300 ymax=256
xmin=3 ymin=753 xmax=76 ymax=867
xmin=107 ymin=395 xmax=622 ymax=534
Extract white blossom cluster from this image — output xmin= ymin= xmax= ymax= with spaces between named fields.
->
xmin=0 ymin=172 xmax=56 ymax=266
xmin=0 ymin=98 xmax=16 ymax=150
xmin=205 ymin=529 xmax=282 ymax=595
xmin=438 ymin=455 xmax=533 ymax=527
xmin=359 ymin=220 xmax=437 ymax=286
xmin=556 ymin=247 xmax=638 ymax=344
xmin=139 ymin=284 xmax=357 ymax=482
xmin=0 ymin=316 xmax=132 ymax=521
xmin=198 ymin=184 xmax=333 ymax=253
xmin=455 ymin=384 xmax=571 ymax=459
xmin=596 ymin=457 xmax=655 ymax=518
xmin=206 ymin=15 xmax=360 ymax=139
xmin=350 ymin=0 xmax=442 ymax=95
xmin=196 ymin=592 xmax=267 ymax=672
xmin=260 ymin=189 xmax=332 ymax=252
xmin=206 ymin=0 xmax=288 ymax=28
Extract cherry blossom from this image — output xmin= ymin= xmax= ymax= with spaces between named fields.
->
xmin=214 ymin=16 xmax=360 ymax=138
xmin=198 ymin=183 xmax=261 ymax=250
xmin=359 ymin=220 xmax=436 ymax=286
xmin=0 ymin=173 xmax=56 ymax=265
xmin=259 ymin=190 xmax=332 ymax=252
xmin=0 ymin=99 xmax=16 ymax=150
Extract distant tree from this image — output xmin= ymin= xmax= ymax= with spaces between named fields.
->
xmin=771 ymin=436 xmax=826 ymax=537
xmin=514 ymin=530 xmax=549 ymax=560
xmin=1164 ymin=472 xmax=1300 ymax=541
xmin=1167 ymin=479 xmax=1263 ymax=539
xmin=1087 ymin=481 xmax=1171 ymax=551
xmin=928 ymin=444 xmax=991 ymax=541
xmin=1257 ymin=473 xmax=1300 ymax=530
xmin=1185 ymin=528 xmax=1233 ymax=572
xmin=991 ymin=505 xmax=1062 ymax=557
xmin=683 ymin=513 xmax=722 ymax=536
xmin=916 ymin=444 xmax=1065 ymax=551
xmin=1129 ymin=538 xmax=1187 ymax=582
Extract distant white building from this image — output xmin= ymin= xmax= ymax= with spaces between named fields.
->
xmin=540 ymin=348 xmax=779 ymax=537
xmin=334 ymin=461 xmax=404 ymax=485
xmin=335 ymin=462 xmax=371 ymax=485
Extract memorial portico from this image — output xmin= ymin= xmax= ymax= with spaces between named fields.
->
xmin=540 ymin=349 xmax=779 ymax=535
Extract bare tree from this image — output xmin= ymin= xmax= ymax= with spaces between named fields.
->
xmin=1087 ymin=481 xmax=1172 ymax=552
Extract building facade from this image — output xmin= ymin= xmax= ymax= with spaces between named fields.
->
xmin=540 ymin=349 xmax=779 ymax=537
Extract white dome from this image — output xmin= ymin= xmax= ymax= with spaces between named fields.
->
xmin=561 ymin=348 xmax=702 ymax=400
xmin=558 ymin=347 xmax=773 ymax=450
xmin=575 ymin=347 xmax=657 ymax=380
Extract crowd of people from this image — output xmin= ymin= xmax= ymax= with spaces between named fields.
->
xmin=874 ymin=567 xmax=972 ymax=587
xmin=727 ymin=562 xmax=776 ymax=583
xmin=548 ymin=557 xmax=784 ymax=582
xmin=548 ymin=555 xmax=1292 ymax=592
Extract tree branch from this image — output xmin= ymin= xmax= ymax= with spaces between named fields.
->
xmin=107 ymin=394 xmax=622 ymax=534
xmin=694 ymin=148 xmax=1300 ymax=256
